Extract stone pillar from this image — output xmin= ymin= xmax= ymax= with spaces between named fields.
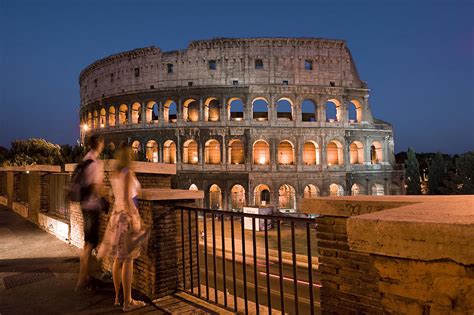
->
xmin=27 ymin=172 xmax=41 ymax=224
xmin=177 ymin=99 xmax=182 ymax=122
xmin=221 ymin=96 xmax=227 ymax=124
xmin=158 ymin=100 xmax=164 ymax=122
xmin=245 ymin=94 xmax=252 ymax=124
xmin=141 ymin=101 xmax=147 ymax=125
xmin=199 ymin=99 xmax=204 ymax=122
xmin=6 ymin=171 xmax=14 ymax=208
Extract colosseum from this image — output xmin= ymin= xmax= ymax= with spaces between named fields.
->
xmin=79 ymin=37 xmax=405 ymax=212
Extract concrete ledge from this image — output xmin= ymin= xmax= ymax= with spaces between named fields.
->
xmin=0 ymin=165 xmax=61 ymax=172
xmin=139 ymin=188 xmax=204 ymax=201
xmin=12 ymin=201 xmax=28 ymax=218
xmin=38 ymin=212 xmax=70 ymax=242
xmin=347 ymin=195 xmax=474 ymax=265
xmin=65 ymin=160 xmax=176 ymax=175
xmin=0 ymin=195 xmax=7 ymax=206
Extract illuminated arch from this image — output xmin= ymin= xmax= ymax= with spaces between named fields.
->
xmin=99 ymin=108 xmax=106 ymax=128
xmin=228 ymin=139 xmax=244 ymax=164
xmin=204 ymin=97 xmax=220 ymax=122
xmin=183 ymin=140 xmax=198 ymax=164
xmin=304 ymin=184 xmax=320 ymax=198
xmin=209 ymin=184 xmax=222 ymax=210
xmin=279 ymin=184 xmax=296 ymax=210
xmin=253 ymin=140 xmax=270 ymax=165
xmin=145 ymin=140 xmax=158 ymax=162
xmin=326 ymin=98 xmax=341 ymax=122
xmin=278 ymin=140 xmax=294 ymax=165
xmin=163 ymin=100 xmax=177 ymax=123
xmin=349 ymin=141 xmax=364 ymax=164
xmin=351 ymin=183 xmax=365 ymax=196
xmin=371 ymin=141 xmax=383 ymax=164
xmin=108 ymin=106 xmax=116 ymax=127
xmin=163 ymin=140 xmax=176 ymax=164
xmin=371 ymin=183 xmax=385 ymax=196
xmin=205 ymin=139 xmax=221 ymax=164
xmin=183 ymin=99 xmax=199 ymax=122
xmin=252 ymin=97 xmax=269 ymax=121
xmin=146 ymin=101 xmax=159 ymax=123
xmin=327 ymin=140 xmax=344 ymax=165
xmin=329 ymin=183 xmax=344 ymax=196
xmin=230 ymin=184 xmax=246 ymax=211
xmin=131 ymin=141 xmax=140 ymax=160
xmin=228 ymin=98 xmax=244 ymax=121
xmin=276 ymin=98 xmax=293 ymax=121
xmin=254 ymin=184 xmax=270 ymax=206
xmin=303 ymin=141 xmax=320 ymax=165
xmin=131 ymin=102 xmax=141 ymax=124
xmin=119 ymin=104 xmax=128 ymax=125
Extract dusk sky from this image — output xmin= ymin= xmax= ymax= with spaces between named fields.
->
xmin=1 ymin=0 xmax=473 ymax=154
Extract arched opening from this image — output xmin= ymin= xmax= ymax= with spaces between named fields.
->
xmin=131 ymin=141 xmax=140 ymax=161
xmin=303 ymin=141 xmax=320 ymax=165
xmin=304 ymin=184 xmax=320 ymax=198
xmin=252 ymin=97 xmax=269 ymax=121
xmin=278 ymin=141 xmax=294 ymax=165
xmin=351 ymin=183 xmax=365 ymax=196
xmin=119 ymin=104 xmax=128 ymax=125
xmin=391 ymin=182 xmax=401 ymax=195
xmin=326 ymin=99 xmax=341 ymax=122
xmin=228 ymin=139 xmax=244 ymax=164
xmin=145 ymin=140 xmax=158 ymax=162
xmin=183 ymin=99 xmax=199 ymax=122
xmin=348 ymin=100 xmax=362 ymax=122
xmin=329 ymin=183 xmax=344 ymax=196
xmin=205 ymin=98 xmax=220 ymax=122
xmin=371 ymin=141 xmax=383 ymax=164
xmin=108 ymin=142 xmax=116 ymax=156
xmin=327 ymin=140 xmax=344 ymax=165
xmin=253 ymin=140 xmax=270 ymax=165
xmin=108 ymin=106 xmax=116 ymax=127
xmin=279 ymin=184 xmax=296 ymax=210
xmin=163 ymin=140 xmax=176 ymax=164
xmin=276 ymin=98 xmax=293 ymax=121
xmin=209 ymin=184 xmax=222 ymax=210
xmin=302 ymin=99 xmax=317 ymax=122
xmin=131 ymin=102 xmax=141 ymax=124
xmin=228 ymin=98 xmax=244 ymax=121
xmin=93 ymin=110 xmax=99 ymax=129
xmin=349 ymin=141 xmax=364 ymax=164
xmin=87 ymin=112 xmax=92 ymax=128
xmin=183 ymin=140 xmax=198 ymax=164
xmin=146 ymin=101 xmax=159 ymax=123
xmin=371 ymin=183 xmax=385 ymax=196
xmin=205 ymin=139 xmax=221 ymax=164
xmin=254 ymin=184 xmax=270 ymax=206
xmin=163 ymin=100 xmax=177 ymax=123
xmin=189 ymin=184 xmax=198 ymax=191
xmin=99 ymin=108 xmax=106 ymax=128
xmin=230 ymin=184 xmax=246 ymax=211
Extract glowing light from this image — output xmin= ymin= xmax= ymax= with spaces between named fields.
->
xmin=329 ymin=119 xmax=335 ymax=123
xmin=82 ymin=124 xmax=89 ymax=131
xmin=233 ymin=117 xmax=242 ymax=121
xmin=100 ymin=124 xmax=105 ymax=128
xmin=259 ymin=156 xmax=266 ymax=165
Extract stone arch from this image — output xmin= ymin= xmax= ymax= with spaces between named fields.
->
xmin=370 ymin=141 xmax=383 ymax=164
xmin=119 ymin=104 xmax=128 ymax=125
xmin=163 ymin=100 xmax=177 ymax=123
xmin=189 ymin=184 xmax=199 ymax=191
xmin=351 ymin=183 xmax=366 ymax=196
xmin=329 ymin=183 xmax=345 ymax=196
xmin=108 ymin=106 xmax=116 ymax=127
xmin=93 ymin=110 xmax=99 ymax=129
xmin=252 ymin=97 xmax=269 ymax=121
xmin=87 ymin=112 xmax=92 ymax=128
xmin=253 ymin=140 xmax=270 ymax=165
xmin=228 ymin=98 xmax=244 ymax=121
xmin=99 ymin=108 xmax=106 ymax=128
xmin=183 ymin=139 xmax=198 ymax=164
xmin=278 ymin=140 xmax=294 ymax=165
xmin=204 ymin=97 xmax=221 ymax=122
xmin=279 ymin=184 xmax=296 ymax=210
xmin=303 ymin=141 xmax=320 ymax=165
xmin=145 ymin=140 xmax=158 ymax=162
xmin=183 ymin=99 xmax=199 ymax=122
xmin=301 ymin=99 xmax=317 ymax=122
xmin=348 ymin=99 xmax=363 ymax=123
xmin=254 ymin=184 xmax=270 ymax=206
xmin=204 ymin=139 xmax=221 ymax=164
xmin=327 ymin=140 xmax=344 ymax=165
xmin=276 ymin=97 xmax=293 ymax=121
xmin=230 ymin=184 xmax=246 ymax=211
xmin=390 ymin=182 xmax=402 ymax=195
xmin=371 ymin=183 xmax=385 ymax=195
xmin=131 ymin=140 xmax=141 ymax=161
xmin=209 ymin=184 xmax=222 ymax=209
xmin=108 ymin=142 xmax=116 ymax=155
xmin=326 ymin=98 xmax=341 ymax=122
xmin=304 ymin=184 xmax=320 ymax=198
xmin=163 ymin=140 xmax=176 ymax=164
xmin=146 ymin=101 xmax=159 ymax=123
xmin=131 ymin=102 xmax=141 ymax=124
xmin=349 ymin=141 xmax=365 ymax=164
xmin=228 ymin=139 xmax=244 ymax=164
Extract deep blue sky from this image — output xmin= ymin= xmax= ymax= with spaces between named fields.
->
xmin=1 ymin=0 xmax=473 ymax=154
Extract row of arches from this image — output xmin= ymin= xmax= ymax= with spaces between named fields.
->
xmin=196 ymin=182 xmax=390 ymax=211
xmin=126 ymin=139 xmax=384 ymax=165
xmin=82 ymin=97 xmax=365 ymax=129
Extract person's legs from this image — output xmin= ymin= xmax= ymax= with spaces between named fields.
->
xmin=76 ymin=242 xmax=93 ymax=290
xmin=122 ymin=259 xmax=133 ymax=306
xmin=112 ymin=258 xmax=122 ymax=305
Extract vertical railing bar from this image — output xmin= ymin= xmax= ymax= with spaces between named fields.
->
xmin=306 ymin=222 xmax=315 ymax=315
xmin=180 ymin=209 xmax=186 ymax=291
xmin=231 ymin=215 xmax=238 ymax=312
xmin=252 ymin=217 xmax=260 ymax=315
xmin=203 ymin=212 xmax=209 ymax=301
xmin=188 ymin=211 xmax=194 ymax=293
xmin=277 ymin=220 xmax=285 ymax=314
xmin=212 ymin=213 xmax=218 ymax=304
xmin=195 ymin=210 xmax=201 ymax=298
xmin=291 ymin=221 xmax=299 ymax=315
xmin=241 ymin=216 xmax=249 ymax=315
xmin=221 ymin=213 xmax=228 ymax=308
xmin=264 ymin=218 xmax=272 ymax=314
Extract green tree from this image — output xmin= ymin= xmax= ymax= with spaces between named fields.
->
xmin=456 ymin=151 xmax=474 ymax=194
xmin=4 ymin=138 xmax=62 ymax=166
xmin=405 ymin=147 xmax=421 ymax=195
xmin=428 ymin=152 xmax=446 ymax=195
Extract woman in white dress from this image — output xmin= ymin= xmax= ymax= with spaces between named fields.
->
xmin=98 ymin=143 xmax=147 ymax=312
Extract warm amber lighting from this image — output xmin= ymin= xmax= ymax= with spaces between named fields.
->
xmin=233 ymin=117 xmax=243 ymax=121
xmin=259 ymin=156 xmax=266 ymax=165
xmin=82 ymin=124 xmax=89 ymax=131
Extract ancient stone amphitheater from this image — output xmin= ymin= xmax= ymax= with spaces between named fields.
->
xmin=79 ymin=37 xmax=404 ymax=212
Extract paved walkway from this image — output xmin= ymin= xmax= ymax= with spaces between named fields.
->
xmin=0 ymin=205 xmax=163 ymax=315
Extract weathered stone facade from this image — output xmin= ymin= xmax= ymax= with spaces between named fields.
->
xmin=79 ymin=37 xmax=404 ymax=211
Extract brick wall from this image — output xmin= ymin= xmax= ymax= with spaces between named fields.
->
xmin=316 ymin=215 xmax=383 ymax=313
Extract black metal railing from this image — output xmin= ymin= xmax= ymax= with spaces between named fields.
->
xmin=175 ymin=206 xmax=319 ymax=315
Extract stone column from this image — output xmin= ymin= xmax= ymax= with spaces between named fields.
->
xmin=199 ymin=99 xmax=204 ymax=122
xmin=158 ymin=101 xmax=164 ymax=123
xmin=141 ymin=101 xmax=147 ymax=125
xmin=221 ymin=96 xmax=227 ymax=124
xmin=177 ymin=99 xmax=183 ymax=122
